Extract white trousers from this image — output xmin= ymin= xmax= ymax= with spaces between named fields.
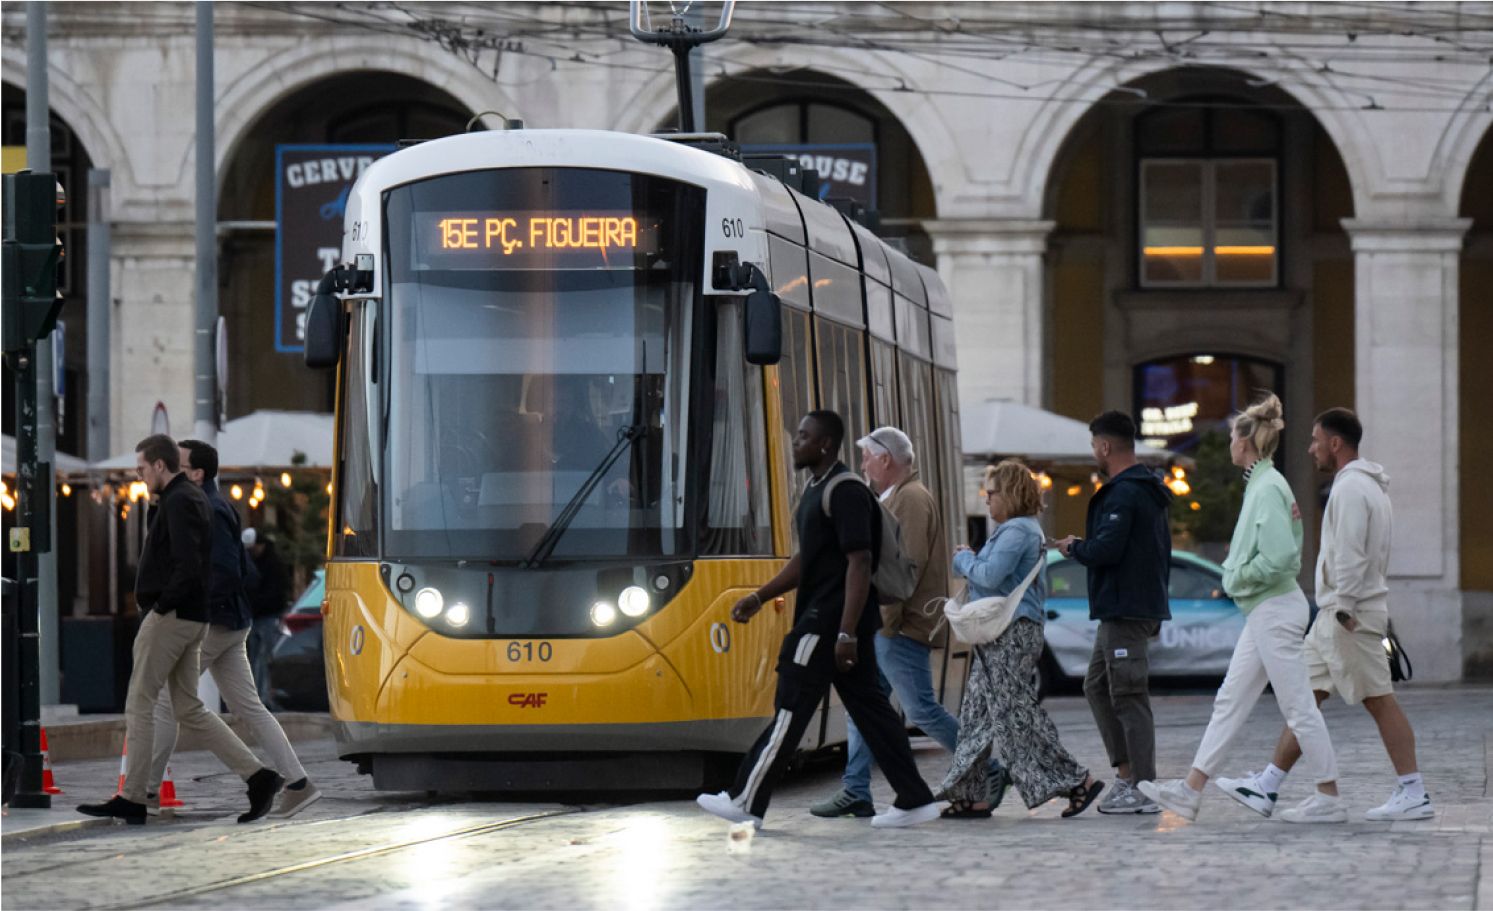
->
xmin=150 ymin=624 xmax=308 ymax=789
xmin=1192 ymin=590 xmax=1339 ymax=785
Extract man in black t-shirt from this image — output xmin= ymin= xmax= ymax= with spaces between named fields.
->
xmin=696 ymin=411 xmax=939 ymax=830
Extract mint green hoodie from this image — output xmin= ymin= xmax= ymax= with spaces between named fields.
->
xmin=1221 ymin=460 xmax=1304 ymax=613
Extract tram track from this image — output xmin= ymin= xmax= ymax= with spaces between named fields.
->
xmin=92 ymin=806 xmax=585 ymax=910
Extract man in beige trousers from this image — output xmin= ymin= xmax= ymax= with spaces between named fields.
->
xmin=145 ymin=440 xmax=320 ymax=819
xmin=78 ymin=434 xmax=283 ymax=825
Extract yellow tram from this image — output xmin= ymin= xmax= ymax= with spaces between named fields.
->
xmin=302 ymin=126 xmax=967 ymax=791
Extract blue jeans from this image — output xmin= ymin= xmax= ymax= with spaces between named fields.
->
xmin=246 ymin=616 xmax=281 ymax=706
xmin=844 ymin=634 xmax=996 ymax=801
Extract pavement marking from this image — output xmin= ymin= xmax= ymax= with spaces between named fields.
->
xmin=98 ymin=808 xmax=584 ymax=910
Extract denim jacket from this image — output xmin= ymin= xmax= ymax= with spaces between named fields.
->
xmin=952 ymin=516 xmax=1047 ymax=626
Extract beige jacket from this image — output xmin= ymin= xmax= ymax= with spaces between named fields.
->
xmin=878 ymin=473 xmax=951 ymax=647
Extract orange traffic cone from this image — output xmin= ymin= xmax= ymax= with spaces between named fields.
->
xmin=158 ymin=766 xmax=184 ymax=808
xmin=39 ymin=727 xmax=62 ymax=795
xmin=115 ymin=736 xmax=128 ymax=794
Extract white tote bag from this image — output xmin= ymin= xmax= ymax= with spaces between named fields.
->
xmin=942 ymin=546 xmax=1045 ymax=645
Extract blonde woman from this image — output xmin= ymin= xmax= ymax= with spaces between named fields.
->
xmin=1140 ymin=394 xmax=1344 ymax=823
xmin=937 ymin=461 xmax=1103 ymax=819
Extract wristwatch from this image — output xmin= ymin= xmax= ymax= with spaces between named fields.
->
xmin=837 ymin=632 xmax=856 ymax=644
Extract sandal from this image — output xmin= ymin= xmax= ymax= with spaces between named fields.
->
xmin=940 ymin=800 xmax=993 ymax=819
xmin=1061 ymin=778 xmax=1104 ymax=818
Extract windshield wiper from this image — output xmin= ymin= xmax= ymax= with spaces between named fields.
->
xmin=523 ymin=424 xmax=645 ymax=568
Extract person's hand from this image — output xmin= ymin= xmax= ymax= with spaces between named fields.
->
xmin=731 ymin=592 xmax=764 ymax=624
xmin=1335 ymin=610 xmax=1360 ymax=632
xmin=834 ymin=636 xmax=858 ymax=672
xmin=1055 ymin=535 xmax=1077 ymax=557
xmin=953 ymin=544 xmax=973 ymax=556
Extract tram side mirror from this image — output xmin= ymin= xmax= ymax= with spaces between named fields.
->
xmin=743 ymin=288 xmax=782 ymax=366
xmin=303 ymin=292 xmax=343 ymax=369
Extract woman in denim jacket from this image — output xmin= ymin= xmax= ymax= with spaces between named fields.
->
xmin=936 ymin=460 xmax=1104 ymax=818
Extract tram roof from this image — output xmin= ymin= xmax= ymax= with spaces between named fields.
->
xmin=353 ymin=129 xmax=765 ymax=197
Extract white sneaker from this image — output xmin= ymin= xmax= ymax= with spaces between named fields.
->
xmin=870 ymin=802 xmax=941 ymax=828
xmin=696 ymin=791 xmax=762 ymax=830
xmin=1365 ymin=786 xmax=1434 ymax=821
xmin=1214 ymin=772 xmax=1278 ymax=818
xmin=1278 ymin=792 xmax=1348 ymax=824
xmin=1137 ymin=779 xmax=1201 ymax=821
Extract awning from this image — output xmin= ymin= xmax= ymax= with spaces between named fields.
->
xmin=2 ymin=435 xmax=92 ymax=475
xmin=90 ymin=410 xmax=334 ymax=472
xmin=960 ymin=400 xmax=1172 ymax=464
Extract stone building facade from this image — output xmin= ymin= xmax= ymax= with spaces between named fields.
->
xmin=2 ymin=1 xmax=1490 ymax=679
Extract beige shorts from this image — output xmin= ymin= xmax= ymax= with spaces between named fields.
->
xmin=1304 ymin=605 xmax=1394 ymax=705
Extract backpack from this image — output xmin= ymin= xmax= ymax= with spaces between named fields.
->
xmin=820 ymin=473 xmax=920 ymax=605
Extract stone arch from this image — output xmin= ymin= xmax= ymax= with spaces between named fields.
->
xmin=213 ymin=39 xmax=520 ymax=195
xmin=1437 ymin=83 xmax=1493 ymax=213
xmin=609 ymin=44 xmax=958 ymax=218
xmin=1019 ymin=59 xmax=1380 ymax=220
xmin=0 ymin=61 xmax=126 ymax=189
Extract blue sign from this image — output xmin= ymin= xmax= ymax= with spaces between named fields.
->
xmin=274 ymin=144 xmax=396 ymax=353
xmin=740 ymin=142 xmax=877 ymax=209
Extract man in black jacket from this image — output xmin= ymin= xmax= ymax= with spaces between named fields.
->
xmin=145 ymin=441 xmax=318 ymax=819
xmin=1056 ymin=412 xmax=1172 ymax=815
xmin=78 ymin=435 xmax=283 ymax=825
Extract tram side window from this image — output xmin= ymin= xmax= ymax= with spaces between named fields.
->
xmin=701 ymin=300 xmax=773 ymax=556
xmin=336 ymin=304 xmax=378 ymax=557
xmin=777 ymin=308 xmax=817 ymax=538
xmin=897 ymin=354 xmax=938 ymax=492
xmin=815 ymin=318 xmax=870 ymax=468
xmin=934 ymin=368 xmax=966 ymax=549
xmin=868 ymin=337 xmax=900 ymax=427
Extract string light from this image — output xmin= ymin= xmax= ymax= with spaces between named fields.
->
xmin=280 ymin=472 xmax=293 ymax=488
xmin=1066 ymin=484 xmax=1082 ymax=497
xmin=326 ymin=482 xmax=334 ymax=495
xmin=128 ymin=481 xmax=149 ymax=502
xmin=230 ymin=484 xmax=244 ymax=500
xmin=60 ymin=483 xmax=72 ymax=497
xmin=1190 ymin=501 xmax=1202 ymax=511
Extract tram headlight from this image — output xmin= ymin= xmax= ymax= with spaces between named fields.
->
xmin=618 ymin=585 xmax=651 ymax=618
xmin=414 ymin=587 xmax=444 ymax=619
xmin=445 ymin=602 xmax=471 ymax=628
xmin=590 ymin=601 xmax=618 ymax=627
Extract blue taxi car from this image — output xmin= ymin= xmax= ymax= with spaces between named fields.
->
xmin=1037 ymin=550 xmax=1245 ymax=695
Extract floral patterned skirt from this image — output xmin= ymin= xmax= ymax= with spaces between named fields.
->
xmin=937 ymin=618 xmax=1088 ymax=808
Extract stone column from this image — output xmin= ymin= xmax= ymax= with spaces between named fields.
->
xmin=925 ymin=219 xmax=1054 ymax=409
xmin=1342 ymin=217 xmax=1470 ymax=682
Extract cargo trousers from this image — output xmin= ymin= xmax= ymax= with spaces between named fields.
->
xmin=1082 ymin=617 xmax=1161 ymax=784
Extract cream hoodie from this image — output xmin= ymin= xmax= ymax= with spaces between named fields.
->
xmin=1314 ymin=458 xmax=1392 ymax=616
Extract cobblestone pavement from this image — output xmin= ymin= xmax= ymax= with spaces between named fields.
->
xmin=3 ymin=686 xmax=1489 ymax=910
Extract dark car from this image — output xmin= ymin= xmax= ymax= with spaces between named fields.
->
xmin=268 ymin=570 xmax=328 ymax=711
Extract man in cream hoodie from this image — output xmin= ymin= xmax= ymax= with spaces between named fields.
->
xmin=1214 ymin=408 xmax=1433 ymax=822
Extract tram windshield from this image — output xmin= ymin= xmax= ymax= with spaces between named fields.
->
xmin=382 ymin=168 xmax=705 ymax=561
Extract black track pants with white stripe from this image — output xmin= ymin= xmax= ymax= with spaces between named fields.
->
xmin=729 ymin=620 xmax=936 ymax=820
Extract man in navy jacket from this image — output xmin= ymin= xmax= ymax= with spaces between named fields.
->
xmin=1056 ymin=412 xmax=1171 ymax=814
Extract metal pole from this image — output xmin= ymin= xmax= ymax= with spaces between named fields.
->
xmin=193 ymin=1 xmax=217 ymax=445
xmin=85 ymin=170 xmax=111 ymax=619
xmin=86 ymin=170 xmax=110 ymax=463
xmin=689 ymin=8 xmax=706 ymax=132
xmin=28 ymin=0 xmax=60 ymax=709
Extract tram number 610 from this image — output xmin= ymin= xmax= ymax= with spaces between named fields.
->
xmin=506 ymin=641 xmax=553 ymax=662
xmin=721 ymin=217 xmax=745 ymax=238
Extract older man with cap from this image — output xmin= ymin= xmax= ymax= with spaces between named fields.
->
xmin=811 ymin=426 xmax=1003 ymax=818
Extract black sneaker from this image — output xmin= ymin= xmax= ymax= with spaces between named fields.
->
xmin=77 ymin=795 xmax=147 ymax=825
xmin=809 ymin=789 xmax=876 ymax=818
xmin=239 ymin=769 xmax=286 ymax=823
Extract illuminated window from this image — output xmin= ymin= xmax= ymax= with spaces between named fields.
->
xmin=1137 ymin=101 xmax=1280 ymax=288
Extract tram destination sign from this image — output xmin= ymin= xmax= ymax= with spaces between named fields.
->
xmin=413 ymin=211 xmax=663 ymax=270
xmin=275 ymin=144 xmax=396 ymax=353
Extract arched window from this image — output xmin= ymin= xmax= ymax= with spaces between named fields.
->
xmin=1136 ymin=99 xmax=1281 ymax=288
